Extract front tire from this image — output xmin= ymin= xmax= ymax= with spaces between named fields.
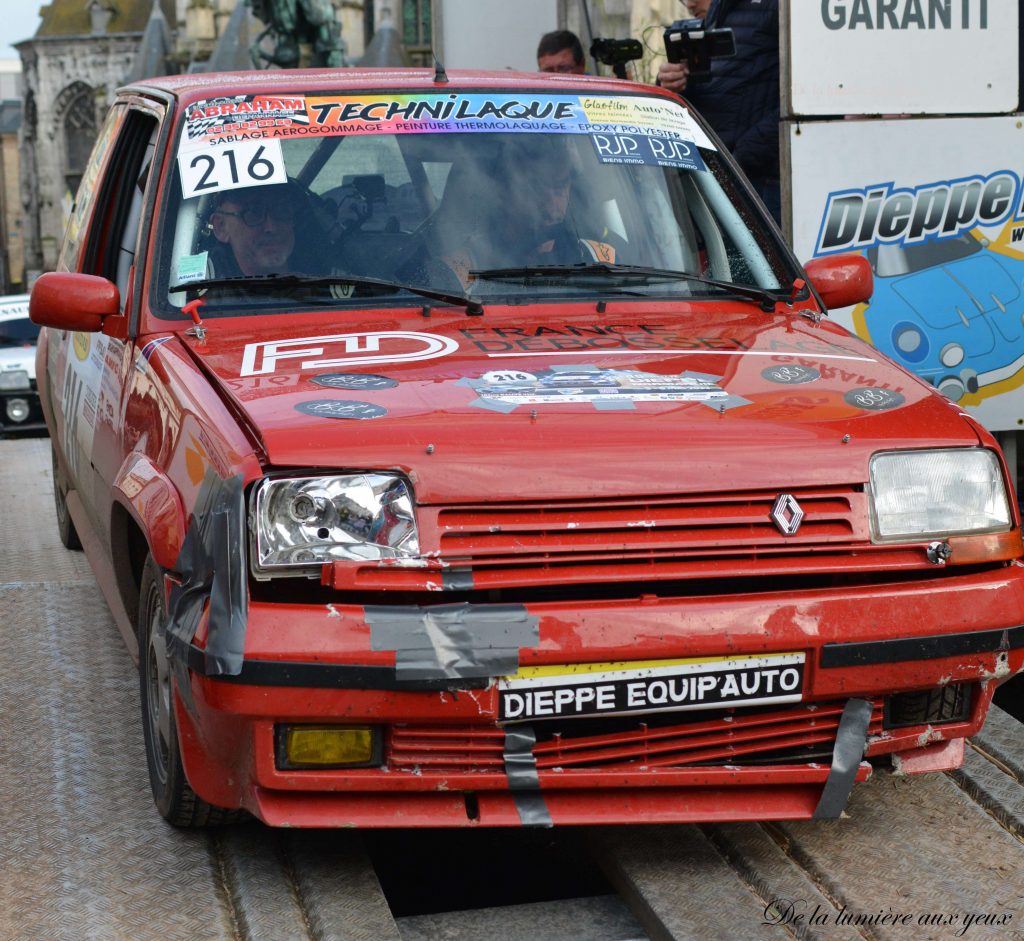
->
xmin=51 ymin=445 xmax=82 ymax=550
xmin=138 ymin=555 xmax=237 ymax=826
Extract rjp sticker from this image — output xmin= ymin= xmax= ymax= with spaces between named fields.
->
xmin=592 ymin=133 xmax=706 ymax=172
xmin=177 ymin=139 xmax=287 ymax=199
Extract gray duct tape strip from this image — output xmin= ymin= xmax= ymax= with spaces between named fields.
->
xmin=813 ymin=697 xmax=873 ymax=820
xmin=365 ymin=602 xmax=539 ymax=680
xmin=503 ymin=725 xmax=553 ymax=827
xmin=441 ymin=568 xmax=474 ymax=591
xmin=165 ymin=470 xmax=248 ymax=684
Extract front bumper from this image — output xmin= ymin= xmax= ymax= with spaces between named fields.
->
xmin=176 ymin=564 xmax=1024 ymax=827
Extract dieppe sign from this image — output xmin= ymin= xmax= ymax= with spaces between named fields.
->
xmin=815 ymin=172 xmax=1018 ymax=255
xmin=788 ymin=115 xmax=1024 ymax=431
xmin=784 ymin=1 xmax=1017 ymax=116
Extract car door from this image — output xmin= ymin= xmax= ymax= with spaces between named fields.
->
xmin=48 ymin=102 xmax=164 ymax=550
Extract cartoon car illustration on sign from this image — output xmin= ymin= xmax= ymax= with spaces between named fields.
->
xmin=0 ymin=294 xmax=45 ymax=434
xmin=31 ymin=68 xmax=1024 ymax=829
xmin=855 ymin=233 xmax=1024 ymax=403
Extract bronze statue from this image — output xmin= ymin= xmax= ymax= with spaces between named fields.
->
xmin=248 ymin=0 xmax=347 ymax=68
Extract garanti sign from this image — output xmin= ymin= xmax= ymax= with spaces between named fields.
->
xmin=783 ymin=1 xmax=1017 ymax=115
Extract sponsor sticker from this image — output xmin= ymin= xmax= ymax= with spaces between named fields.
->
xmin=311 ymin=372 xmax=399 ymax=390
xmin=240 ymin=331 xmax=459 ymax=377
xmin=844 ymin=386 xmax=906 ymax=410
xmin=184 ymin=94 xmax=310 ymax=140
xmin=459 ymin=364 xmax=739 ymax=412
xmin=592 ymin=133 xmax=706 ymax=171
xmin=498 ymin=653 xmax=806 ymax=722
xmin=181 ymin=91 xmax=715 ymax=152
xmin=762 ymin=364 xmax=821 ymax=384
xmin=295 ymin=399 xmax=387 ymax=420
xmin=140 ymin=336 xmax=174 ymax=362
xmin=175 ymin=251 xmax=209 ymax=285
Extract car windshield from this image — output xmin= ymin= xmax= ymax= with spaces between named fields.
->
xmin=157 ymin=89 xmax=793 ymax=317
xmin=0 ymin=308 xmax=38 ymax=346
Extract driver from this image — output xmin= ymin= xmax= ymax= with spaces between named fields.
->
xmin=440 ymin=136 xmax=617 ymax=286
xmin=493 ymin=136 xmax=616 ymax=267
xmin=207 ymin=184 xmax=298 ymax=276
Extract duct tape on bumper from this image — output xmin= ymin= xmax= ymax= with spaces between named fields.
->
xmin=365 ymin=602 xmax=539 ymax=681
xmin=813 ymin=697 xmax=873 ymax=820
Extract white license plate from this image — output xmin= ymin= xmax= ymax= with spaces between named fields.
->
xmin=498 ymin=653 xmax=805 ymax=722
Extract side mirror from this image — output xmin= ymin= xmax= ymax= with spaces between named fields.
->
xmin=803 ymin=254 xmax=873 ymax=310
xmin=30 ymin=272 xmax=120 ymax=332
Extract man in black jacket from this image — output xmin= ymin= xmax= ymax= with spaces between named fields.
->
xmin=658 ymin=0 xmax=781 ymax=224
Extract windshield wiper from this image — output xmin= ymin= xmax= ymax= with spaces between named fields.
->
xmin=170 ymin=273 xmax=484 ymax=315
xmin=471 ymin=262 xmax=798 ymax=312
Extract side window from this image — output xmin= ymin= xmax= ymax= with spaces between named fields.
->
xmin=80 ymin=109 xmax=162 ymax=313
xmin=58 ymin=104 xmax=125 ymax=271
xmin=114 ymin=124 xmax=160 ymax=307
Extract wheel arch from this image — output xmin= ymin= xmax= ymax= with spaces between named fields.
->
xmin=110 ymin=453 xmax=186 ymax=619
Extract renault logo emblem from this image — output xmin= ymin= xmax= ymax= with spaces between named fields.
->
xmin=771 ymin=494 xmax=804 ymax=536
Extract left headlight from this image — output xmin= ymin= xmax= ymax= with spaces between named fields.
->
xmin=251 ymin=473 xmax=419 ymax=577
xmin=869 ymin=448 xmax=1012 ymax=541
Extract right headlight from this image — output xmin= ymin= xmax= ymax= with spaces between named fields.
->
xmin=869 ymin=448 xmax=1012 ymax=541
xmin=251 ymin=473 xmax=419 ymax=578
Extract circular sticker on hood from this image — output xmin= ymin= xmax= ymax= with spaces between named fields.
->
xmin=311 ymin=372 xmax=398 ymax=391
xmin=296 ymin=399 xmax=387 ymax=420
xmin=844 ymin=387 xmax=905 ymax=411
xmin=761 ymin=364 xmax=820 ymax=385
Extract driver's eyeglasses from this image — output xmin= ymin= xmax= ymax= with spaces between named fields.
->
xmin=215 ymin=203 xmax=295 ymax=227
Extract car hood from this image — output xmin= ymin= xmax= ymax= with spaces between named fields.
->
xmin=174 ymin=305 xmax=980 ymax=503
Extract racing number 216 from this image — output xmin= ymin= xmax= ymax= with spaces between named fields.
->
xmin=177 ymin=139 xmax=287 ymax=199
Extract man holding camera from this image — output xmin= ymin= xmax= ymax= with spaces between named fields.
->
xmin=537 ymin=30 xmax=587 ymax=74
xmin=658 ymin=0 xmax=781 ymax=224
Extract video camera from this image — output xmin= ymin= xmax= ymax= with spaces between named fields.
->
xmin=589 ymin=38 xmax=643 ymax=79
xmin=663 ymin=18 xmax=735 ymax=80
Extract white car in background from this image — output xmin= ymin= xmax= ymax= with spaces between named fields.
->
xmin=0 ymin=294 xmax=44 ymax=434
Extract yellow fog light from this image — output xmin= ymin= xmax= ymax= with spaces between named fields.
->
xmin=278 ymin=725 xmax=378 ymax=769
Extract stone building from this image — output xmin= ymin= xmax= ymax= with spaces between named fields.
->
xmin=17 ymin=1 xmax=174 ymax=279
xmin=16 ymin=0 xmax=370 ymax=281
xmin=0 ymin=62 xmax=24 ymax=292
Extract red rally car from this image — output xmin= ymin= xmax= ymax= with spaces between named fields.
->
xmin=32 ymin=68 xmax=1024 ymax=828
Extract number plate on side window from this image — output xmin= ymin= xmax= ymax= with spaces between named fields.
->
xmin=497 ymin=653 xmax=805 ymax=722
